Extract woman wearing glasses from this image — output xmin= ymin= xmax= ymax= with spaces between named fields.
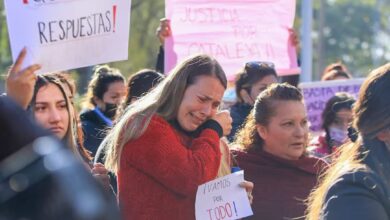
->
xmin=227 ymin=61 xmax=278 ymax=142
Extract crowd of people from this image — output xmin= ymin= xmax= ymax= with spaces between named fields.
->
xmin=1 ymin=16 xmax=390 ymax=220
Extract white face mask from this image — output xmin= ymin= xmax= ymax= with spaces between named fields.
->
xmin=328 ymin=126 xmax=348 ymax=145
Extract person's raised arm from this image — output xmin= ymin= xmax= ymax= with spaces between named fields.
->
xmin=155 ymin=18 xmax=171 ymax=73
xmin=6 ymin=48 xmax=41 ymax=109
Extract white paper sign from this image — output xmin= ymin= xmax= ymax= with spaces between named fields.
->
xmin=4 ymin=0 xmax=131 ymax=74
xmin=195 ymin=171 xmax=253 ymax=220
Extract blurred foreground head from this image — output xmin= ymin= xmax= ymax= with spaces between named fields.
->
xmin=0 ymin=96 xmax=120 ymax=220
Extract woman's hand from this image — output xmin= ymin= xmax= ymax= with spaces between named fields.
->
xmin=240 ymin=181 xmax=254 ymax=204
xmin=6 ymin=48 xmax=41 ymax=109
xmin=288 ymin=28 xmax=300 ymax=48
xmin=91 ymin=163 xmax=111 ymax=191
xmin=156 ymin=18 xmax=171 ymax=46
xmin=211 ymin=110 xmax=232 ymax=136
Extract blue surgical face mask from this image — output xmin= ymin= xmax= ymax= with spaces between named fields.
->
xmin=328 ymin=126 xmax=348 ymax=146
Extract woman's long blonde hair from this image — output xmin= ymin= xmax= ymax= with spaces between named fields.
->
xmin=306 ymin=63 xmax=390 ymax=219
xmin=103 ymin=54 xmax=227 ymax=173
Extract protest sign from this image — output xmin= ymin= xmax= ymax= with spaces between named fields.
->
xmin=4 ymin=0 xmax=131 ymax=74
xmin=300 ymin=79 xmax=364 ymax=132
xmin=165 ymin=0 xmax=299 ymax=80
xmin=195 ymin=171 xmax=253 ymax=220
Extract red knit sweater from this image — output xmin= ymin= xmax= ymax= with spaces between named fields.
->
xmin=118 ymin=115 xmax=222 ymax=220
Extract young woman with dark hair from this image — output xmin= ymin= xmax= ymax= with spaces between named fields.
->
xmin=227 ymin=61 xmax=278 ymax=141
xmin=80 ymin=65 xmax=126 ymax=156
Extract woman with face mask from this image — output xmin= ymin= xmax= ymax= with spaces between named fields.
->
xmin=94 ymin=69 xmax=164 ymax=194
xmin=309 ymin=93 xmax=355 ymax=161
xmin=80 ymin=65 xmax=127 ymax=157
xmin=306 ymin=63 xmax=390 ymax=220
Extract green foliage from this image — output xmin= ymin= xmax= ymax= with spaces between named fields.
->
xmin=0 ymin=1 xmax=11 ymax=73
xmin=311 ymin=0 xmax=390 ymax=78
xmin=109 ymin=0 xmax=165 ymax=77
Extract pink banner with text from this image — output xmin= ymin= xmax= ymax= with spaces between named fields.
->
xmin=165 ymin=0 xmax=299 ymax=80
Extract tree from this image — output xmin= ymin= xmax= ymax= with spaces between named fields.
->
xmin=311 ymin=0 xmax=390 ymax=79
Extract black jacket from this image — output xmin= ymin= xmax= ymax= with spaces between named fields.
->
xmin=321 ymin=138 xmax=390 ymax=219
xmin=227 ymin=102 xmax=252 ymax=142
xmin=80 ymin=109 xmax=110 ymax=157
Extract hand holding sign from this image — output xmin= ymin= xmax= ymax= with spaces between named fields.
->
xmin=195 ymin=171 xmax=253 ymax=220
xmin=6 ymin=48 xmax=41 ymax=109
xmin=156 ymin=18 xmax=172 ymax=45
xmin=240 ymin=181 xmax=254 ymax=204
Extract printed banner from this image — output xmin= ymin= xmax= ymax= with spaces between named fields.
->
xmin=195 ymin=171 xmax=253 ymax=220
xmin=300 ymin=79 xmax=364 ymax=132
xmin=165 ymin=0 xmax=299 ymax=80
xmin=4 ymin=0 xmax=131 ymax=74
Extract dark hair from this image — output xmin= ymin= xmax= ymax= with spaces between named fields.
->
xmin=31 ymin=74 xmax=68 ymax=110
xmin=321 ymin=69 xmax=352 ymax=81
xmin=234 ymin=83 xmax=303 ymax=151
xmin=322 ymin=62 xmax=350 ymax=76
xmin=235 ymin=63 xmax=277 ymax=103
xmin=354 ymin=63 xmax=390 ymax=138
xmin=321 ymin=92 xmax=355 ymax=151
xmin=124 ymin=69 xmax=164 ymax=106
xmin=84 ymin=65 xmax=125 ymax=108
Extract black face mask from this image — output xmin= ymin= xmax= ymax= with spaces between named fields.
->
xmin=102 ymin=103 xmax=118 ymax=119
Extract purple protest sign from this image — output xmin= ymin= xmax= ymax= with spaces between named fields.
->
xmin=300 ymin=79 xmax=364 ymax=132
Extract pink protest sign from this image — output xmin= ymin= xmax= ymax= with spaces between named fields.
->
xmin=165 ymin=0 xmax=299 ymax=80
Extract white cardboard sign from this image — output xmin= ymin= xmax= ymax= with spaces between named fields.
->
xmin=4 ymin=0 xmax=131 ymax=73
xmin=195 ymin=171 xmax=253 ymax=220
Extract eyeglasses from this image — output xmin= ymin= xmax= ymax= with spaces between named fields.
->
xmin=245 ymin=61 xmax=275 ymax=71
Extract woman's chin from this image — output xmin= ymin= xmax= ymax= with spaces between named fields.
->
xmin=180 ymin=123 xmax=198 ymax=132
